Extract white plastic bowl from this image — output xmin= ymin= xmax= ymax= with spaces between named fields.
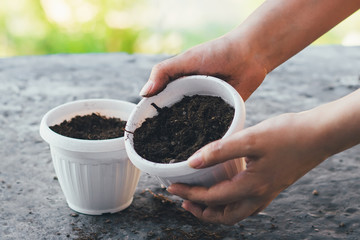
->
xmin=40 ymin=99 xmax=141 ymax=215
xmin=125 ymin=75 xmax=246 ymax=187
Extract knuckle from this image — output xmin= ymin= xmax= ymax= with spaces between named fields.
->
xmin=203 ymin=198 xmax=215 ymax=207
xmin=204 ymin=140 xmax=223 ymax=161
xmin=186 ymin=187 xmax=207 ymax=203
xmin=183 ymin=188 xmax=197 ymax=200
xmin=242 ymin=130 xmax=258 ymax=153
xmin=199 ymin=196 xmax=213 ymax=207
xmin=152 ymin=62 xmax=167 ymax=74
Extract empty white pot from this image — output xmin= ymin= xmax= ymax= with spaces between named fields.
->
xmin=40 ymin=99 xmax=141 ymax=215
xmin=125 ymin=76 xmax=246 ymax=188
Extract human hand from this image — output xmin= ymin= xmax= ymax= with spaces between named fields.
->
xmin=140 ymin=36 xmax=267 ymax=101
xmin=140 ymin=0 xmax=360 ymax=102
xmin=167 ymin=111 xmax=329 ymax=225
xmin=166 ymin=87 xmax=360 ymax=225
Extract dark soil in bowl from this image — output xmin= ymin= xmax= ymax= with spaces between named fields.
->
xmin=133 ymin=95 xmax=234 ymax=164
xmin=50 ymin=113 xmax=126 ymax=140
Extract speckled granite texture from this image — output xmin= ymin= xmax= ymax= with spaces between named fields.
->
xmin=1 ymin=46 xmax=360 ymax=239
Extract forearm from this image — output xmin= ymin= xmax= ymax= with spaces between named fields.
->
xmin=226 ymin=0 xmax=360 ymax=73
xmin=302 ymin=89 xmax=360 ymax=159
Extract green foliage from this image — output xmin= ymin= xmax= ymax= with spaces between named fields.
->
xmin=1 ymin=0 xmax=359 ymax=57
xmin=0 ymin=0 xmax=145 ymax=56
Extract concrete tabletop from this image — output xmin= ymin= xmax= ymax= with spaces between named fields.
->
xmin=1 ymin=46 xmax=360 ymax=239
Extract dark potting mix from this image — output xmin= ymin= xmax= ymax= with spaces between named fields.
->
xmin=50 ymin=113 xmax=127 ymax=140
xmin=133 ymin=95 xmax=235 ymax=164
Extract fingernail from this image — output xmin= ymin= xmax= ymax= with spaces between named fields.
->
xmin=188 ymin=151 xmax=203 ymax=169
xmin=166 ymin=185 xmax=173 ymax=193
xmin=139 ymin=81 xmax=153 ymax=96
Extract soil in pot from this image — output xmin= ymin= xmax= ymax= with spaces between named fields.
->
xmin=133 ymin=95 xmax=234 ymax=164
xmin=50 ymin=113 xmax=127 ymax=140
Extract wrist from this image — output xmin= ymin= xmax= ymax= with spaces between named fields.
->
xmin=223 ymin=29 xmax=268 ymax=74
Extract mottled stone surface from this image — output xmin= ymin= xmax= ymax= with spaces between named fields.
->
xmin=1 ymin=46 xmax=360 ymax=239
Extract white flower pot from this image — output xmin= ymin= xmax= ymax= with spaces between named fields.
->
xmin=125 ymin=76 xmax=246 ymax=188
xmin=40 ymin=99 xmax=141 ymax=215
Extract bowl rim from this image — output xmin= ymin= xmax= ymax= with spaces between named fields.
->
xmin=124 ymin=75 xmax=246 ymax=177
xmin=40 ymin=98 xmax=136 ymax=152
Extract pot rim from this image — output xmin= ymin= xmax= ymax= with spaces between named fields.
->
xmin=124 ymin=75 xmax=246 ymax=177
xmin=40 ymin=98 xmax=136 ymax=153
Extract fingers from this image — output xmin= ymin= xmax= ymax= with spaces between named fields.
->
xmin=169 ymin=174 xmax=278 ymax=224
xmin=139 ymin=61 xmax=172 ymax=97
xmin=169 ymin=172 xmax=273 ymax=225
xmin=140 ymin=52 xmax=199 ymax=97
xmin=167 ymin=171 xmax=257 ymax=206
xmin=181 ymin=201 xmax=205 ymax=219
xmin=169 ymin=128 xmax=263 ymax=206
xmin=188 ymin=129 xmax=259 ymax=169
xmin=182 ymin=199 xmax=259 ymax=225
xmin=139 ymin=63 xmax=167 ymax=97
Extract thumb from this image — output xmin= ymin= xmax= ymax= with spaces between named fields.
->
xmin=187 ymin=130 xmax=255 ymax=169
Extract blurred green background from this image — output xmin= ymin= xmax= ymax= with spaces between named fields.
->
xmin=1 ymin=0 xmax=360 ymax=57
